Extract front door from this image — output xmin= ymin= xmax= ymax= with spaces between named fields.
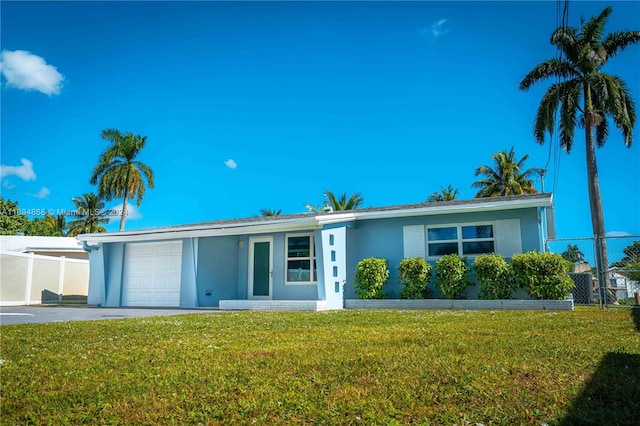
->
xmin=249 ymin=237 xmax=273 ymax=299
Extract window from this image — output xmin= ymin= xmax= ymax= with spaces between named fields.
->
xmin=427 ymin=224 xmax=495 ymax=257
xmin=285 ymin=234 xmax=317 ymax=284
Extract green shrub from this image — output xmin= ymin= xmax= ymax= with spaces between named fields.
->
xmin=511 ymin=251 xmax=574 ymax=300
xmin=434 ymin=254 xmax=473 ymax=299
xmin=398 ymin=257 xmax=433 ymax=299
xmin=354 ymin=257 xmax=389 ymax=299
xmin=473 ymin=253 xmax=516 ymax=300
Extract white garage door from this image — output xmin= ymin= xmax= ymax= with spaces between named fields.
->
xmin=122 ymin=241 xmax=183 ymax=307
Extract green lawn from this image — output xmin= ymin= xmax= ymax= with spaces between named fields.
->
xmin=1 ymin=308 xmax=639 ymax=425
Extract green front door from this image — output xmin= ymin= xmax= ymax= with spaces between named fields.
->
xmin=250 ymin=237 xmax=272 ymax=299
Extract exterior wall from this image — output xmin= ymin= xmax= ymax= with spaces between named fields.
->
xmin=237 ymin=236 xmax=249 ymax=299
xmin=86 ymin=245 xmax=105 ymax=305
xmin=104 ymin=243 xmax=125 ymax=307
xmin=197 ymin=231 xmax=320 ymax=306
xmin=180 ymin=238 xmax=198 ymax=308
xmin=197 ymin=236 xmax=240 ymax=306
xmin=345 ymin=208 xmax=542 ymax=299
xmin=269 ymin=232 xmax=318 ymax=301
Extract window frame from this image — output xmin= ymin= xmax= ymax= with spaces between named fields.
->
xmin=284 ymin=233 xmax=317 ymax=285
xmin=426 ymin=222 xmax=495 ymax=259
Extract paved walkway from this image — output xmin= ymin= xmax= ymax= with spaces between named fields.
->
xmin=0 ymin=305 xmax=219 ymax=325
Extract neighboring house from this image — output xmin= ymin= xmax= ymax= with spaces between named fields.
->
xmin=76 ymin=193 xmax=555 ymax=310
xmin=0 ymin=235 xmax=88 ymax=259
xmin=609 ymin=268 xmax=639 ymax=301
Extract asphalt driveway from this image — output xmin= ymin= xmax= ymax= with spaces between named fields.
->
xmin=0 ymin=305 xmax=219 ymax=325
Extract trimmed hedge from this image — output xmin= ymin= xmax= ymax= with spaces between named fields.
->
xmin=354 ymin=252 xmax=575 ymax=301
xmin=434 ymin=254 xmax=473 ymax=299
xmin=474 ymin=253 xmax=516 ymax=300
xmin=354 ymin=257 xmax=389 ymax=299
xmin=398 ymin=257 xmax=433 ymax=299
xmin=511 ymin=251 xmax=575 ymax=300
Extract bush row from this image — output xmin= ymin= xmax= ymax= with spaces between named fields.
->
xmin=354 ymin=252 xmax=574 ymax=301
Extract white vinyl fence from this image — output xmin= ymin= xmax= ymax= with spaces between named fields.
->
xmin=0 ymin=251 xmax=89 ymax=306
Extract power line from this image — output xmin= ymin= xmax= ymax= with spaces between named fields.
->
xmin=546 ymin=0 xmax=570 ymax=195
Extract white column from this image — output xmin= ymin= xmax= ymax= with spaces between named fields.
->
xmin=58 ymin=256 xmax=66 ymax=303
xmin=25 ymin=252 xmax=34 ymax=305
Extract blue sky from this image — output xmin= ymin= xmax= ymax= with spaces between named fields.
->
xmin=1 ymin=1 xmax=639 ymax=240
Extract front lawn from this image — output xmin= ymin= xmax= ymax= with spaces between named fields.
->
xmin=1 ymin=308 xmax=638 ymax=425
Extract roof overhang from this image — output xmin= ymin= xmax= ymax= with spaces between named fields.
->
xmin=77 ymin=194 xmax=553 ymax=244
xmin=25 ymin=247 xmax=86 ymax=253
xmin=77 ymin=217 xmax=321 ymax=244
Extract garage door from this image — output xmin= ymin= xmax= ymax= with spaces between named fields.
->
xmin=122 ymin=241 xmax=183 ymax=307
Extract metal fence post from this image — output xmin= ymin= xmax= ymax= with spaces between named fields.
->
xmin=592 ymin=236 xmax=604 ymax=309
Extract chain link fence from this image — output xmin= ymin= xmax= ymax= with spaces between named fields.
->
xmin=547 ymin=235 xmax=640 ymax=308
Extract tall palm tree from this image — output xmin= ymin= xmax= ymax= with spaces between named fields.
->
xmin=42 ymin=213 xmax=67 ymax=236
xmin=472 ymin=147 xmax=541 ymax=198
xmin=304 ymin=190 xmax=364 ymax=213
xmin=519 ymin=6 xmax=638 ymax=284
xmin=67 ymin=193 xmax=109 ymax=237
xmin=260 ymin=208 xmax=282 ymax=217
xmin=427 ymin=184 xmax=459 ymax=202
xmin=90 ymin=129 xmax=155 ymax=231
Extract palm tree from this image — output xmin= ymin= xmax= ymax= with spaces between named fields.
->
xmin=427 ymin=184 xmax=459 ymax=202
xmin=562 ymin=244 xmax=585 ymax=264
xmin=260 ymin=208 xmax=282 ymax=217
xmin=304 ymin=190 xmax=364 ymax=213
xmin=472 ymin=147 xmax=541 ymax=197
xmin=90 ymin=129 xmax=155 ymax=231
xmin=42 ymin=213 xmax=67 ymax=236
xmin=519 ymin=6 xmax=638 ymax=287
xmin=67 ymin=193 xmax=109 ymax=237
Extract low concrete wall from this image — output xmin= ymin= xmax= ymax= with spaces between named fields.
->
xmin=219 ymin=300 xmax=329 ymax=311
xmin=345 ymin=299 xmax=574 ymax=311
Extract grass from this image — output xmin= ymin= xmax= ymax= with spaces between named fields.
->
xmin=1 ymin=308 xmax=638 ymax=425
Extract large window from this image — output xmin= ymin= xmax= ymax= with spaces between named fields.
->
xmin=285 ymin=234 xmax=317 ymax=284
xmin=427 ymin=224 xmax=494 ymax=257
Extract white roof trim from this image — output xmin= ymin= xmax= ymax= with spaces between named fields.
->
xmin=77 ymin=194 xmax=552 ymax=244
xmin=78 ymin=218 xmax=320 ymax=244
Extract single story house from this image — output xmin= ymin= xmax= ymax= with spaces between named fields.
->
xmin=76 ymin=193 xmax=555 ymax=310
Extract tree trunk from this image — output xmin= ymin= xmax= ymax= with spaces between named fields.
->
xmin=119 ymin=189 xmax=128 ymax=232
xmin=584 ymin=111 xmax=613 ymax=303
xmin=119 ymin=166 xmax=132 ymax=232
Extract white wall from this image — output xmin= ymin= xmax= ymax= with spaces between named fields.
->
xmin=0 ymin=251 xmax=89 ymax=306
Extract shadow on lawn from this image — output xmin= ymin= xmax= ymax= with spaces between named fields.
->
xmin=631 ymin=308 xmax=640 ymax=332
xmin=559 ymin=352 xmax=640 ymax=425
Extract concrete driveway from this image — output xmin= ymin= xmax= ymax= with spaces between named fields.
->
xmin=0 ymin=305 xmax=219 ymax=325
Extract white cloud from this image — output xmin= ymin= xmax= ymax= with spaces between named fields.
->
xmin=2 ymin=179 xmax=16 ymax=190
xmin=224 ymin=159 xmax=237 ymax=170
xmin=606 ymin=231 xmax=632 ymax=237
xmin=0 ymin=158 xmax=37 ymax=181
xmin=420 ymin=19 xmax=449 ymax=38
xmin=29 ymin=187 xmax=50 ymax=199
xmin=0 ymin=50 xmax=64 ymax=95
xmin=107 ymin=201 xmax=142 ymax=224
